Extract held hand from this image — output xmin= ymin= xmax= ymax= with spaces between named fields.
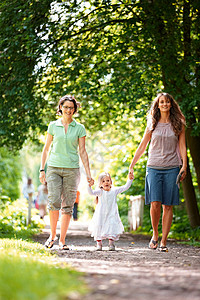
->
xmin=39 ymin=171 xmax=46 ymax=184
xmin=129 ymin=167 xmax=134 ymax=180
xmin=129 ymin=172 xmax=134 ymax=180
xmin=87 ymin=177 xmax=94 ymax=186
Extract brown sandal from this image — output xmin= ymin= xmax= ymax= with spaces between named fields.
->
xmin=59 ymin=242 xmax=69 ymax=250
xmin=158 ymin=246 xmax=168 ymax=252
xmin=45 ymin=236 xmax=58 ymax=249
xmin=149 ymin=238 xmax=158 ymax=249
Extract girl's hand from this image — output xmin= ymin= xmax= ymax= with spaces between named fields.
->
xmin=129 ymin=173 xmax=134 ymax=180
xmin=87 ymin=177 xmax=94 ymax=186
xmin=39 ymin=171 xmax=46 ymax=184
xmin=129 ymin=167 xmax=134 ymax=180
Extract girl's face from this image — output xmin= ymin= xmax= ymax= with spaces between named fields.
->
xmin=61 ymin=100 xmax=75 ymax=117
xmin=158 ymin=96 xmax=171 ymax=113
xmin=101 ymin=176 xmax=112 ymax=191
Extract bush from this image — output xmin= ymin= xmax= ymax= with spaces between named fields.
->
xmin=0 ymin=197 xmax=43 ymax=239
xmin=0 ymin=147 xmax=22 ymax=200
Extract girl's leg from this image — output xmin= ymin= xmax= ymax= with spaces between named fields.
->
xmin=149 ymin=201 xmax=161 ymax=248
xmin=96 ymin=240 xmax=102 ymax=251
xmin=109 ymin=239 xmax=114 ymax=245
xmin=161 ymin=205 xmax=173 ymax=247
xmin=59 ymin=214 xmax=71 ymax=245
xmin=109 ymin=239 xmax=115 ymax=251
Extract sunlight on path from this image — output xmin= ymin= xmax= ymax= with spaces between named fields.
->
xmin=37 ymin=215 xmax=200 ymax=300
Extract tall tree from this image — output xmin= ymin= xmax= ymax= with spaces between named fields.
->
xmin=1 ymin=0 xmax=200 ymax=225
xmin=40 ymin=0 xmax=200 ymax=225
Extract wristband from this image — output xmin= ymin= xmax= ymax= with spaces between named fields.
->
xmin=40 ymin=169 xmax=45 ymax=172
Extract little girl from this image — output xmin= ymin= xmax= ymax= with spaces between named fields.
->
xmin=88 ymin=172 xmax=133 ymax=251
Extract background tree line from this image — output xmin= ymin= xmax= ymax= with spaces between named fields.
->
xmin=0 ymin=0 xmax=200 ymax=227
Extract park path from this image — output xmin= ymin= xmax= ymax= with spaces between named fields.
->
xmin=34 ymin=218 xmax=200 ymax=300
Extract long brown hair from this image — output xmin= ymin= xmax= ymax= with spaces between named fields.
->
xmin=148 ymin=93 xmax=186 ymax=136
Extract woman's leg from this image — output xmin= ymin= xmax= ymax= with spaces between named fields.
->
xmin=161 ymin=205 xmax=173 ymax=246
xmin=49 ymin=210 xmax=59 ymax=240
xmin=59 ymin=214 xmax=71 ymax=244
xmin=149 ymin=201 xmax=161 ymax=248
xmin=60 ymin=168 xmax=80 ymax=245
xmin=46 ymin=167 xmax=63 ymax=240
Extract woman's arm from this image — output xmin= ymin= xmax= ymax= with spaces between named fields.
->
xmin=178 ymin=126 xmax=187 ymax=181
xmin=129 ymin=127 xmax=152 ymax=174
xmin=79 ymin=136 xmax=94 ymax=185
xmin=39 ymin=133 xmax=53 ymax=184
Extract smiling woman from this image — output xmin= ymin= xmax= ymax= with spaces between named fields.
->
xmin=129 ymin=92 xmax=187 ymax=252
xmin=39 ymin=95 xmax=94 ymax=250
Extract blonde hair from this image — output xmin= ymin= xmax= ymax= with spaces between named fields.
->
xmin=147 ymin=92 xmax=186 ymax=136
xmin=98 ymin=172 xmax=112 ymax=189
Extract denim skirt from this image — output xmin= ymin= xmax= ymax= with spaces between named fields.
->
xmin=145 ymin=167 xmax=180 ymax=205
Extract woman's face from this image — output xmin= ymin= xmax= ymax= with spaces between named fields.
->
xmin=101 ymin=176 xmax=112 ymax=191
xmin=158 ymin=96 xmax=171 ymax=113
xmin=61 ymin=100 xmax=75 ymax=116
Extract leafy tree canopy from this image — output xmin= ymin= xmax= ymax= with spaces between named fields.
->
xmin=1 ymin=0 xmax=200 ymax=150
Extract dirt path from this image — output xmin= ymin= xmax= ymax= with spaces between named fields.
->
xmin=33 ymin=219 xmax=200 ymax=300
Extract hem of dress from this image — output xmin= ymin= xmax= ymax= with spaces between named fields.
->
xmin=90 ymin=233 xmax=122 ymax=241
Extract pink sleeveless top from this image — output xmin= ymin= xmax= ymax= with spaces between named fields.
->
xmin=147 ymin=122 xmax=181 ymax=168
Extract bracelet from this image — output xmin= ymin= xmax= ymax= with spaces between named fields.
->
xmin=39 ymin=169 xmax=45 ymax=172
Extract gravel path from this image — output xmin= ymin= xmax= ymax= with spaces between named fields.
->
xmin=33 ymin=219 xmax=200 ymax=300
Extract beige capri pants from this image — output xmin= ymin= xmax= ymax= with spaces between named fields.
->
xmin=46 ymin=166 xmax=80 ymax=215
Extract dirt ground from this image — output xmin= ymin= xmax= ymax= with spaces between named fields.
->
xmin=33 ymin=219 xmax=200 ymax=300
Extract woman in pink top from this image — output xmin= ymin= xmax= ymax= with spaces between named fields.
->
xmin=129 ymin=93 xmax=187 ymax=252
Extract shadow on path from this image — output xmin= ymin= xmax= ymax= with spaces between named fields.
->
xmin=33 ymin=217 xmax=200 ymax=300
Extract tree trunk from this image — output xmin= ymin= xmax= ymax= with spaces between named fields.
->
xmin=186 ymin=127 xmax=200 ymax=192
xmin=182 ymin=158 xmax=200 ymax=228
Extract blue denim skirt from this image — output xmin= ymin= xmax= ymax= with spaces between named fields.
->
xmin=145 ymin=167 xmax=180 ymax=205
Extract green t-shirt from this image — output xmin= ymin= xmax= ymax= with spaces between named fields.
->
xmin=47 ymin=118 xmax=86 ymax=168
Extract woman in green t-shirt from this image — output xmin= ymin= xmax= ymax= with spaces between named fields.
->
xmin=39 ymin=95 xmax=94 ymax=250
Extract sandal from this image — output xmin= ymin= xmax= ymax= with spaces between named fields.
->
xmin=158 ymin=246 xmax=168 ymax=252
xmin=45 ymin=236 xmax=58 ymax=249
xmin=149 ymin=238 xmax=158 ymax=249
xmin=59 ymin=242 xmax=69 ymax=250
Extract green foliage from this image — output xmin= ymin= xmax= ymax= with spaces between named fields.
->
xmin=0 ymin=147 xmax=22 ymax=200
xmin=0 ymin=239 xmax=88 ymax=300
xmin=0 ymin=0 xmax=52 ymax=150
xmin=0 ymin=198 xmax=43 ymax=239
xmin=1 ymin=0 xmax=200 ymax=150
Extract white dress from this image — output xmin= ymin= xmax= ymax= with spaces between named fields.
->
xmin=88 ymin=179 xmax=133 ymax=241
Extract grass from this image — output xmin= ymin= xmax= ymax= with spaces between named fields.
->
xmin=0 ymin=198 xmax=88 ymax=299
xmin=0 ymin=238 xmax=88 ymax=300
